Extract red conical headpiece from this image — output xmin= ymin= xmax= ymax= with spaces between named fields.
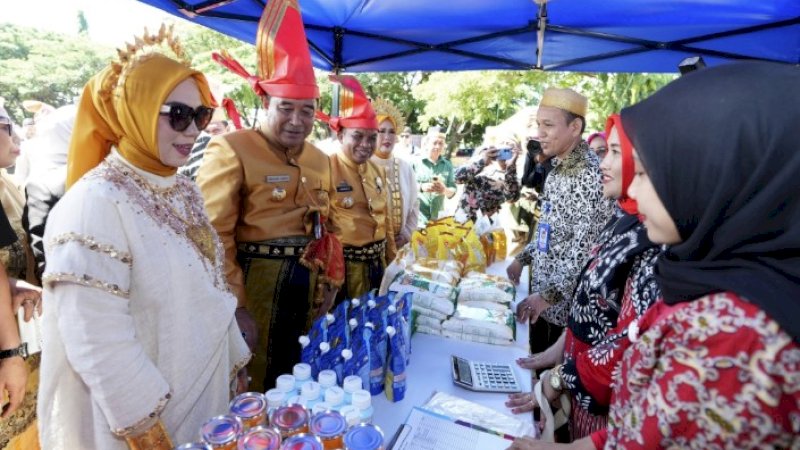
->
xmin=213 ymin=0 xmax=319 ymax=99
xmin=316 ymin=74 xmax=378 ymax=132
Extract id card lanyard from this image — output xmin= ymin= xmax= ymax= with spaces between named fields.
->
xmin=531 ymin=200 xmax=552 ymax=294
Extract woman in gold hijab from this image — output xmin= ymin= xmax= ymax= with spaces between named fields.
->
xmin=38 ymin=26 xmax=250 ymax=450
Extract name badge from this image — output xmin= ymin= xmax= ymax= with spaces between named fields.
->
xmin=536 ymin=222 xmax=551 ymax=253
xmin=336 ymin=182 xmax=353 ymax=193
xmin=266 ymin=175 xmax=290 ymax=183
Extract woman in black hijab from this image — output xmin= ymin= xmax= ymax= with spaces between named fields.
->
xmin=509 ymin=61 xmax=799 ymax=450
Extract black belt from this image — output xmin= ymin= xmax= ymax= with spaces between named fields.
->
xmin=343 ymin=240 xmax=386 ymax=262
xmin=237 ymin=238 xmax=309 ymax=258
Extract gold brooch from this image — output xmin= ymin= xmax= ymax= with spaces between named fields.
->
xmin=272 ymin=187 xmax=287 ymax=201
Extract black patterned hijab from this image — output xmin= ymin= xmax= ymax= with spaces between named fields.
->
xmin=621 ymin=61 xmax=800 ymax=342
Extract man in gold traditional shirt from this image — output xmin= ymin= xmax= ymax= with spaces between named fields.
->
xmin=318 ymin=75 xmax=397 ymax=301
xmin=196 ymin=0 xmax=343 ymax=391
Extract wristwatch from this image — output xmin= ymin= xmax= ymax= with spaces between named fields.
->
xmin=549 ymin=364 xmax=564 ymax=391
xmin=0 ymin=343 xmax=28 ymax=360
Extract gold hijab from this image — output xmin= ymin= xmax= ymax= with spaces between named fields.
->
xmin=67 ymin=39 xmax=214 ymax=189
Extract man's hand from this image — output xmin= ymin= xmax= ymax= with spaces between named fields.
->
xmin=507 ymin=260 xmax=523 ymax=285
xmin=235 ymin=307 xmax=258 ymax=353
xmin=516 ymin=293 xmax=550 ymax=324
xmin=10 ymin=279 xmax=42 ymax=323
xmin=430 ymin=179 xmax=446 ymax=195
xmin=0 ymin=357 xmax=28 ymax=418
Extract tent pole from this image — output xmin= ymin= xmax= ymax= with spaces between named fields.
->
xmin=535 ymin=0 xmax=547 ymax=70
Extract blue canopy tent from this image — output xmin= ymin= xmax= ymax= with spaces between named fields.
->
xmin=136 ymin=0 xmax=800 ymax=73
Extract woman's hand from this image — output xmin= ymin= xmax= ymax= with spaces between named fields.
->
xmin=506 ymin=391 xmax=539 ymax=415
xmin=507 ymin=437 xmax=597 ymax=450
xmin=517 ymin=352 xmax=557 ymax=371
xmin=481 ymin=146 xmax=499 ymax=165
xmin=507 ymin=436 xmax=576 ymax=450
xmin=235 ymin=307 xmax=259 ymax=353
xmin=235 ymin=367 xmax=249 ymax=395
xmin=10 ymin=279 xmax=42 ymax=322
xmin=0 ymin=356 xmax=28 ymax=418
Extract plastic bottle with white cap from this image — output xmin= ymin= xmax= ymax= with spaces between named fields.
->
xmin=275 ymin=373 xmax=297 ymax=398
xmin=342 ymin=375 xmax=363 ymax=405
xmin=338 ymin=405 xmax=361 ymax=428
xmin=264 ymin=388 xmax=286 ymax=415
xmin=317 ymin=369 xmax=337 ymax=397
xmin=350 ymin=389 xmax=374 ymax=424
xmin=293 ymin=362 xmax=312 ymax=393
xmin=300 ymin=380 xmax=322 ymax=411
xmin=324 ymin=386 xmax=345 ymax=410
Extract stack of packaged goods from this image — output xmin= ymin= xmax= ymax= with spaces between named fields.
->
xmin=471 ymin=213 xmax=508 ymax=266
xmin=294 ymin=290 xmax=412 ymax=406
xmin=387 ymin=258 xmax=462 ymax=337
xmin=390 ymin=267 xmax=517 ymax=346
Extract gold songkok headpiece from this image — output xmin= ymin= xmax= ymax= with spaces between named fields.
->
xmin=539 ymin=87 xmax=588 ymax=117
xmin=100 ymin=24 xmax=190 ymax=100
xmin=372 ymin=97 xmax=405 ymax=133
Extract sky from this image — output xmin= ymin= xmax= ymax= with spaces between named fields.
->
xmin=3 ymin=0 xmax=193 ymax=47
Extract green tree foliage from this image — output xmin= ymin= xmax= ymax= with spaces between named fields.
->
xmin=413 ymin=69 xmax=676 ymax=151
xmin=0 ymin=23 xmax=112 ymax=122
xmin=549 ymin=72 xmax=676 ymax=132
xmin=176 ymin=23 xmax=262 ymax=126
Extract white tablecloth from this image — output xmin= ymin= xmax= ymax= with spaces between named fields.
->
xmin=372 ymin=259 xmax=533 ymax=440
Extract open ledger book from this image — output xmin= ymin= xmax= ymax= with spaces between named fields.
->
xmin=390 ymin=407 xmax=515 ymax=450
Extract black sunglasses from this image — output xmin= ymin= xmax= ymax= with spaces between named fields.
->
xmin=159 ymin=102 xmax=214 ymax=132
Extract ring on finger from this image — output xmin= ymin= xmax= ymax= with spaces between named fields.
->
xmin=22 ymin=298 xmax=34 ymax=306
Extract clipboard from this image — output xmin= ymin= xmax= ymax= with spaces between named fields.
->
xmin=388 ymin=407 xmax=514 ymax=450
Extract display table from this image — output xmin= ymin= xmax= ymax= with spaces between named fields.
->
xmin=372 ymin=259 xmax=534 ymax=440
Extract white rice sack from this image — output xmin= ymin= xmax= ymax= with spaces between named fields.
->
xmin=458 ymin=300 xmax=510 ymax=313
xmin=442 ymin=304 xmax=516 ymax=341
xmin=415 ymin=324 xmax=443 ymax=336
xmin=414 ymin=314 xmax=444 ymax=330
xmin=440 ymin=329 xmax=513 ymax=346
xmin=456 ymin=272 xmax=515 ymax=304
xmin=410 ymin=305 xmax=449 ymax=321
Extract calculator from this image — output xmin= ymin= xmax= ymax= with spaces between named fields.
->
xmin=450 ymin=355 xmax=522 ymax=393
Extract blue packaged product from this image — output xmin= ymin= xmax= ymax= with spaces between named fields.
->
xmin=398 ymin=292 xmax=413 ymax=365
xmin=366 ymin=323 xmax=384 ymax=395
xmin=316 ymin=342 xmax=337 ymax=374
xmin=352 ymin=323 xmax=373 ymax=394
xmin=327 ymin=301 xmax=350 ymax=380
xmin=301 ymin=315 xmax=329 ymax=374
xmin=349 ymin=297 xmax=367 ymax=327
xmin=383 ymin=314 xmax=406 ymax=402
xmin=337 ymin=348 xmax=353 ymax=383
